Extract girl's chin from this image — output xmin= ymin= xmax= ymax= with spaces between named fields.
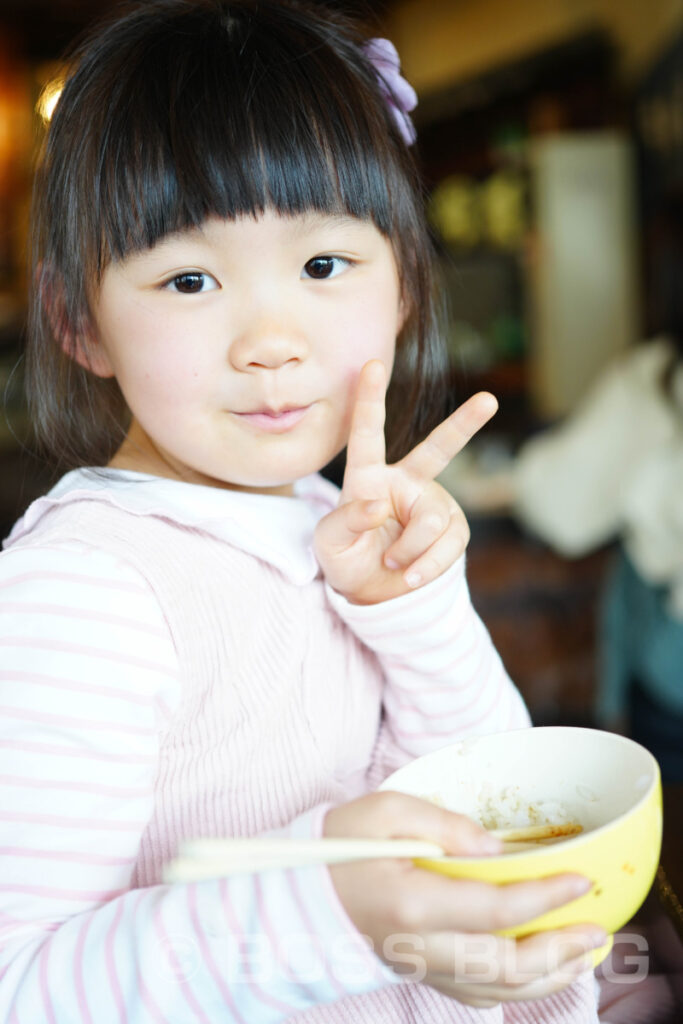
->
xmin=218 ymin=480 xmax=297 ymax=497
xmin=195 ymin=466 xmax=308 ymax=495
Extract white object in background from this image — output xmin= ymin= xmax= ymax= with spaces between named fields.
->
xmin=529 ymin=133 xmax=639 ymax=418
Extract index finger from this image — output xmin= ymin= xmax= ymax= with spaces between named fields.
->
xmin=399 ymin=392 xmax=498 ymax=481
xmin=343 ymin=360 xmax=388 ymax=489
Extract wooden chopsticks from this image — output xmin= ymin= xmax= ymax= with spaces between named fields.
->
xmin=491 ymin=821 xmax=584 ymax=852
xmin=163 ymin=822 xmax=584 ymax=882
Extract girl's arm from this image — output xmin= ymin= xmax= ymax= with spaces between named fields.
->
xmin=0 ymin=544 xmax=395 ymax=1022
xmin=0 ymin=543 xmax=601 ymax=1022
xmin=325 ymin=553 xmax=530 ymax=782
xmin=315 ymin=360 xmax=529 ymax=778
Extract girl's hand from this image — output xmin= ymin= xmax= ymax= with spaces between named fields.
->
xmin=314 ymin=360 xmax=497 ymax=604
xmin=325 ymin=792 xmax=606 ymax=1008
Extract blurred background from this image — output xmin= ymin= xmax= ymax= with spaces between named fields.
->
xmin=0 ymin=0 xmax=681 ymax=733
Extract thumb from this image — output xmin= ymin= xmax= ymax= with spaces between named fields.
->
xmin=325 ymin=791 xmax=502 ymax=857
xmin=314 ymin=498 xmax=391 ymax=555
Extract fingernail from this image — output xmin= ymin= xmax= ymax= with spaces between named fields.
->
xmin=479 ymin=835 xmax=503 ymax=854
xmin=589 ymin=929 xmax=608 ymax=949
xmin=569 ymin=953 xmax=594 ymax=975
xmin=384 ymin=556 xmax=400 ymax=569
xmin=366 ymin=500 xmax=387 ymax=515
xmin=570 ymin=877 xmax=593 ymax=897
xmin=462 ymin=834 xmax=501 ymax=856
xmin=404 ymin=571 xmax=422 ymax=588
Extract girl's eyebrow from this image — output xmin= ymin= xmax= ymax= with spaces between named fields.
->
xmin=289 ymin=213 xmax=363 ymax=235
xmin=122 ymin=230 xmax=213 ymax=266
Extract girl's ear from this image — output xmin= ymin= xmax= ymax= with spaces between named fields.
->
xmin=65 ymin=331 xmax=115 ymax=379
xmin=38 ymin=262 xmax=115 ymax=378
xmin=397 ymin=288 xmax=411 ymax=333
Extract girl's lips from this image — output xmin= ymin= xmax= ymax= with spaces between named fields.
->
xmin=233 ymin=406 xmax=311 ymax=433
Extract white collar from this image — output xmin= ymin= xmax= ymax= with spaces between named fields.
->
xmin=5 ymin=468 xmax=341 ymax=586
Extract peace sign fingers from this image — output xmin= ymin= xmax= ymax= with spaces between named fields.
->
xmin=399 ymin=391 xmax=499 ymax=482
xmin=342 ymin=360 xmax=388 ymax=499
xmin=315 ymin=366 xmax=500 ymax=604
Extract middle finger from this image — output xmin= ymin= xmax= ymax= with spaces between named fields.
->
xmin=399 ymin=392 xmax=498 ymax=482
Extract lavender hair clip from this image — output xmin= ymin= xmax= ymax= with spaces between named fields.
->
xmin=362 ymin=37 xmax=418 ymax=146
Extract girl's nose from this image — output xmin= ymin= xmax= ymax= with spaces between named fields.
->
xmin=229 ymin=316 xmax=310 ymax=372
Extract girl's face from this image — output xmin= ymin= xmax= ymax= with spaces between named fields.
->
xmin=88 ymin=211 xmax=404 ymax=495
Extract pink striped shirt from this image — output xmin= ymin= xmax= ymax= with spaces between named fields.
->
xmin=0 ymin=468 xmax=597 ymax=1022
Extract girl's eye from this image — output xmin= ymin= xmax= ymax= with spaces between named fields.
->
xmin=302 ymin=256 xmax=350 ymax=280
xmin=165 ymin=272 xmax=218 ymax=294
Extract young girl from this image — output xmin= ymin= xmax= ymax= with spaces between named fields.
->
xmin=0 ymin=1 xmax=604 ymax=1020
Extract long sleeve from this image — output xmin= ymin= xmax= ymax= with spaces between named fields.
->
xmin=324 ymin=555 xmax=530 ymax=781
xmin=0 ymin=543 xmax=396 ymax=1023
xmin=322 ymin=562 xmax=602 ymax=1024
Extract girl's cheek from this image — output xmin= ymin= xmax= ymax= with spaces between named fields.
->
xmin=338 ymin=306 xmax=397 ymax=369
xmin=336 ymin=340 xmax=396 ymax=435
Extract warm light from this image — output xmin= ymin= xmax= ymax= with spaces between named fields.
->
xmin=37 ymin=79 xmax=64 ymax=123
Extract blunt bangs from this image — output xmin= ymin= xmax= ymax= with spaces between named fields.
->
xmin=54 ymin=0 xmax=404 ymax=275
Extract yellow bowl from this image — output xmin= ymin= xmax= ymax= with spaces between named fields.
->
xmin=379 ymin=726 xmax=662 ymax=964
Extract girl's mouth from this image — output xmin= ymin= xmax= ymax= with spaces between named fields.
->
xmin=233 ymin=406 xmax=311 ymax=433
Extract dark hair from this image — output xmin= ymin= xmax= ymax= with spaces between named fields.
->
xmin=645 ymin=186 xmax=683 ymax=400
xmin=28 ymin=0 xmax=449 ymax=471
